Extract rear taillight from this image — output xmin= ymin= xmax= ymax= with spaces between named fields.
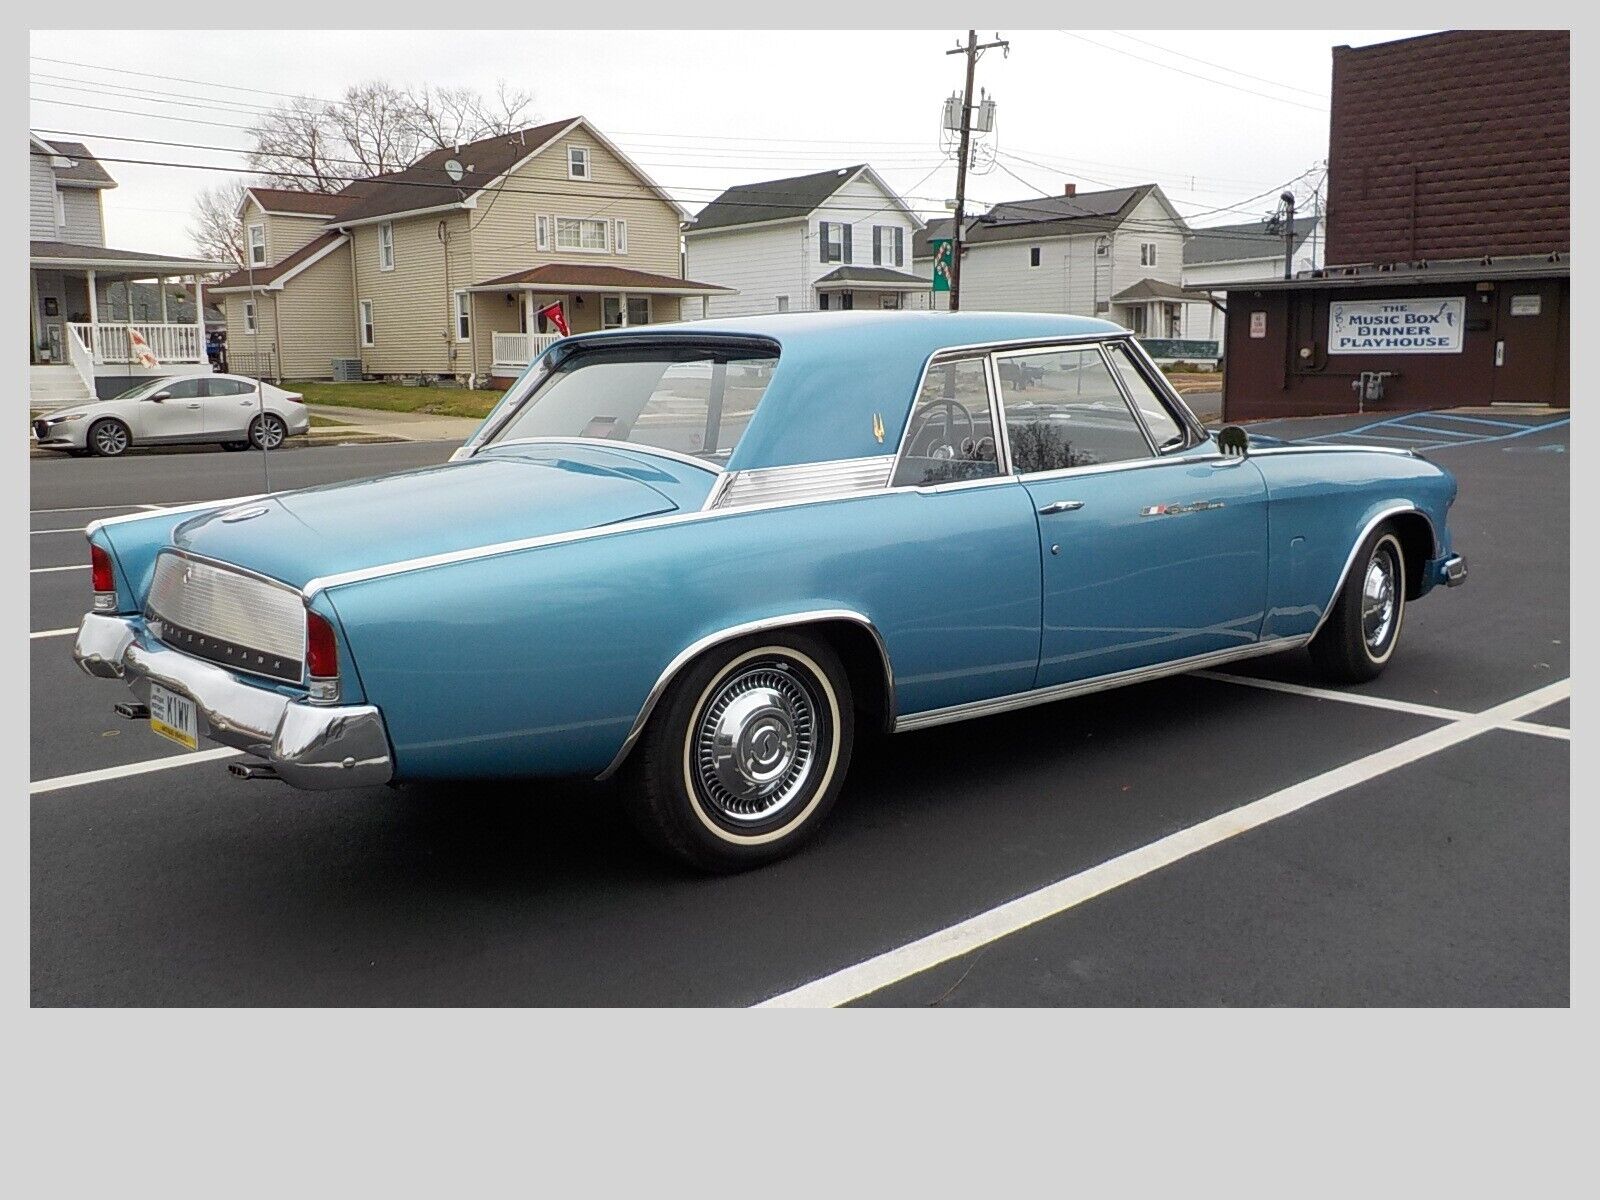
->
xmin=90 ymin=544 xmax=117 ymax=611
xmin=306 ymin=609 xmax=340 ymax=704
xmin=285 ymin=393 xmax=304 ymax=404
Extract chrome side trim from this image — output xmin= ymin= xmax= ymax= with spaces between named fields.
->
xmin=85 ymin=493 xmax=271 ymax=538
xmin=1303 ymin=503 xmax=1426 ymax=644
xmin=594 ymin=608 xmax=893 ymax=781
xmin=713 ymin=455 xmax=894 ymax=509
xmin=892 ymin=637 xmax=1311 ymax=734
xmin=479 ymin=436 xmax=724 ymax=476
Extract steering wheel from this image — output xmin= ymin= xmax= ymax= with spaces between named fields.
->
xmin=907 ymin=398 xmax=977 ymax=461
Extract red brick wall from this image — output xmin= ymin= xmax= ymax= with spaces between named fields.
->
xmin=1326 ymin=31 xmax=1569 ymax=265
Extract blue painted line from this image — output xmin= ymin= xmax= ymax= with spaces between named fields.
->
xmin=1411 ymin=412 xmax=1537 ymax=430
xmin=1484 ymin=416 xmax=1569 ymax=443
xmin=1335 ymin=431 xmax=1473 ymax=446
xmin=1385 ymin=423 xmax=1495 ymax=440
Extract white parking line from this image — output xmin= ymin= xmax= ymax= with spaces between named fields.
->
xmin=756 ymin=678 xmax=1569 ymax=1008
xmin=31 ymin=747 xmax=244 ymax=795
xmin=28 ymin=504 xmax=144 ymax=515
xmin=31 ymin=565 xmax=89 ymax=575
xmin=31 ymin=628 xmax=77 ymax=640
xmin=31 ymin=528 xmax=84 ymax=536
xmin=1196 ymin=671 xmax=1569 ymax=739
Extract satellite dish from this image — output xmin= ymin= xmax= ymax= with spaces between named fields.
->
xmin=444 ymin=158 xmax=465 ymax=184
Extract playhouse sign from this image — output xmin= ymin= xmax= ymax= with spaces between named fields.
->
xmin=1328 ymin=297 xmax=1466 ymax=355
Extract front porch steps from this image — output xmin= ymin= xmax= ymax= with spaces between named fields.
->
xmin=30 ymin=364 xmax=93 ymax=411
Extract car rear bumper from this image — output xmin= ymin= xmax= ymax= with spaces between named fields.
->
xmin=1430 ymin=553 xmax=1468 ymax=588
xmin=73 ymin=612 xmax=393 ymax=789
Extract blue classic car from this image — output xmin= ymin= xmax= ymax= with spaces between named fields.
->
xmin=74 ymin=312 xmax=1466 ymax=870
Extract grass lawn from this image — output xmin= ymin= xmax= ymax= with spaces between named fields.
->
xmin=288 ymin=381 xmax=505 ymax=420
xmin=308 ymin=414 xmax=351 ymax=428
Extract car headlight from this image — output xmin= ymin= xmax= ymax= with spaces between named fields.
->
xmin=47 ymin=412 xmax=86 ymax=424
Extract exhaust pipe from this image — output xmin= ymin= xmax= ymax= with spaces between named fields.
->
xmin=228 ymin=762 xmax=280 ymax=781
xmin=113 ymin=701 xmax=150 ymax=720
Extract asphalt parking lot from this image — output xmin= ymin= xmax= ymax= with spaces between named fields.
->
xmin=30 ymin=412 xmax=1569 ymax=1006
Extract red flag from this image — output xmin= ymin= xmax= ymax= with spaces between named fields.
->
xmin=536 ymin=302 xmax=569 ymax=337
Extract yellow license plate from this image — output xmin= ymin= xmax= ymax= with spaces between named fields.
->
xmin=148 ymin=682 xmax=199 ymax=750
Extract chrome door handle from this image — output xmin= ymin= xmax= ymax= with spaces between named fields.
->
xmin=185 ymin=403 xmax=201 ymax=409
xmin=1037 ymin=500 xmax=1084 ymax=515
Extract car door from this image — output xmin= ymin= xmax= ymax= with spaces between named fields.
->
xmin=200 ymin=377 xmax=259 ymax=437
xmin=995 ymin=339 xmax=1269 ymax=687
xmin=133 ymin=377 xmax=207 ymax=442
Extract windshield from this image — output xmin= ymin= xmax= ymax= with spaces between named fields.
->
xmin=486 ymin=344 xmax=779 ymax=465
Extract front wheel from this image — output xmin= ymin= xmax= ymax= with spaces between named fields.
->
xmin=623 ymin=632 xmax=854 ymax=872
xmin=248 ymin=413 xmax=287 ymax=450
xmin=87 ymin=418 xmax=131 ymax=458
xmin=1309 ymin=526 xmax=1407 ymax=683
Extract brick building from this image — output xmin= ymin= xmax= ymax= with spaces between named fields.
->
xmin=1223 ymin=30 xmax=1569 ymax=419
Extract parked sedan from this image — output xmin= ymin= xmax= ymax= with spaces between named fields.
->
xmin=73 ymin=313 xmax=1466 ymax=871
xmin=33 ymin=374 xmax=307 ymax=457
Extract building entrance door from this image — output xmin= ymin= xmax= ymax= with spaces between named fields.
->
xmin=1490 ymin=281 xmax=1565 ymax=405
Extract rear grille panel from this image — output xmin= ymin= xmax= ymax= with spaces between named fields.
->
xmin=145 ymin=552 xmax=306 ymax=684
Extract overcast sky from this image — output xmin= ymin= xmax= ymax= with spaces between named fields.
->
xmin=29 ymin=28 xmax=1433 ymax=256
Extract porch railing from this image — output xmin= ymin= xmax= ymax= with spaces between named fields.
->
xmin=491 ymin=331 xmax=561 ymax=371
xmin=68 ymin=322 xmax=204 ymax=366
xmin=65 ymin=323 xmax=96 ymax=397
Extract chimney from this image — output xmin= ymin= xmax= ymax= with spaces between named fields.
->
xmin=1063 ymin=184 xmax=1077 ymax=197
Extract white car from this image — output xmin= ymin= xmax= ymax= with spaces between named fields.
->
xmin=32 ymin=375 xmax=310 ymax=458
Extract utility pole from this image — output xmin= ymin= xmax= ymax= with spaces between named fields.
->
xmin=946 ymin=30 xmax=1009 ymax=311
xmin=1279 ymin=190 xmax=1297 ymax=280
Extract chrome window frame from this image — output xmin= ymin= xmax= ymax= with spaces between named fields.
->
xmin=990 ymin=340 xmax=1159 ymax=475
xmin=888 ymin=350 xmax=1011 ymax=488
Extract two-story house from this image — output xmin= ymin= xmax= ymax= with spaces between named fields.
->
xmin=911 ymin=184 xmax=1201 ymax=336
xmin=29 ymin=134 xmax=230 ymax=406
xmin=683 ymin=165 xmax=928 ymax=316
xmin=1179 ymin=214 xmax=1322 ymax=352
xmin=212 ymin=117 xmax=731 ymax=384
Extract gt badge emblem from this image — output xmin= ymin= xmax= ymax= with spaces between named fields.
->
xmin=872 ymin=413 xmax=885 ymax=443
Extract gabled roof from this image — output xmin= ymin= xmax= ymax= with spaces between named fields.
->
xmin=1110 ymin=277 xmax=1210 ymax=304
xmin=912 ymin=184 xmax=1186 ymax=257
xmin=30 ymin=240 xmax=230 ymax=272
xmin=210 ymin=232 xmax=349 ymax=291
xmin=1184 ymin=216 xmax=1318 ymax=265
xmin=30 ymin=136 xmax=116 ymax=188
xmin=813 ymin=265 xmax=929 ymax=290
xmin=471 ymin=263 xmax=731 ymax=296
xmin=240 ymin=187 xmax=357 ymax=219
xmin=326 ymin=117 xmax=687 ymax=226
xmin=686 ymin=164 xmax=923 ymax=235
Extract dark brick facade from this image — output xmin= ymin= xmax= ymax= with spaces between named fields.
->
xmin=1326 ymin=30 xmax=1569 ymax=265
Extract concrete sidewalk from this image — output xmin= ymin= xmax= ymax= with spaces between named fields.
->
xmin=307 ymin=403 xmax=483 ymax=442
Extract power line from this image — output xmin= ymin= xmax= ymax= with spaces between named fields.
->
xmin=1057 ymin=30 xmax=1329 ymax=113
xmin=1104 ymin=31 xmax=1327 ymax=99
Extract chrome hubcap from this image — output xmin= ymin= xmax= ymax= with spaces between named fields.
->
xmin=693 ymin=662 xmax=818 ymax=824
xmin=1362 ymin=548 xmax=1397 ymax=652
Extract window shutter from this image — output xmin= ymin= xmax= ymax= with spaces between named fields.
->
xmin=895 ymin=227 xmax=904 ymax=266
xmin=819 ymin=220 xmax=831 ymax=262
xmin=842 ymin=223 xmax=853 ymax=264
xmin=873 ymin=227 xmax=882 ymax=265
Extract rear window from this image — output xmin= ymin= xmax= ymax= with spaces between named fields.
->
xmin=487 ymin=343 xmax=779 ymax=465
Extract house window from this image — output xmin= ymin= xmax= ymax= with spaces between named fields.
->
xmin=556 ymin=217 xmax=608 ymax=252
xmin=614 ymin=220 xmax=628 ymax=255
xmin=455 ymin=290 xmax=470 ymax=342
xmin=536 ymin=215 xmax=550 ymax=252
xmin=1140 ymin=242 xmax=1157 ymax=267
xmin=880 ymin=294 xmax=901 ymax=310
xmin=567 ymin=146 xmax=591 ymax=180
xmin=602 ymin=296 xmax=650 ymax=328
xmin=873 ymin=225 xmax=889 ymax=265
xmin=820 ymin=220 xmax=848 ymax=263
xmin=359 ymin=300 xmax=374 ymax=346
xmin=378 ymin=222 xmax=396 ymax=271
xmin=248 ymin=223 xmax=267 ymax=266
xmin=243 ymin=300 xmax=257 ymax=332
xmin=775 ymin=296 xmax=789 ymax=313
xmin=54 ymin=188 xmax=67 ymax=230
xmin=1029 ymin=246 xmax=1041 ymax=268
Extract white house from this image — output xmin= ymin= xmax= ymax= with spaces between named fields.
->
xmin=29 ymin=134 xmax=231 ymax=407
xmin=911 ymin=183 xmax=1204 ymax=337
xmin=684 ymin=165 xmax=928 ymax=316
xmin=1179 ymin=214 xmax=1324 ymax=349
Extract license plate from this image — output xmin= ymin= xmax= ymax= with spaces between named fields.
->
xmin=148 ymin=682 xmax=199 ymax=751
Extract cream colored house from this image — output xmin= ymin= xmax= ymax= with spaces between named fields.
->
xmin=213 ymin=117 xmax=729 ymax=383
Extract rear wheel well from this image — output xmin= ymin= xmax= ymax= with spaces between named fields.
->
xmin=800 ymin=619 xmax=895 ymax=735
xmin=1387 ymin=512 xmax=1435 ymax=600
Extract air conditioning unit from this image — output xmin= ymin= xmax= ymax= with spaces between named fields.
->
xmin=331 ymin=358 xmax=363 ymax=381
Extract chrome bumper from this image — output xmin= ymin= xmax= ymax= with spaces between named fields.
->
xmin=1440 ymin=553 xmax=1468 ymax=587
xmin=73 ymin=613 xmax=393 ymax=790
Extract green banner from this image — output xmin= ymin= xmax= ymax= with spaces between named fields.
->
xmin=930 ymin=239 xmax=953 ymax=293
xmin=1138 ymin=338 xmax=1220 ymax=361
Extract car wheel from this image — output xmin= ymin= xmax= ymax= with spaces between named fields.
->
xmin=221 ymin=441 xmax=250 ymax=451
xmin=249 ymin=413 xmax=288 ymax=450
xmin=87 ymin=418 xmax=131 ymax=458
xmin=624 ymin=632 xmax=854 ymax=872
xmin=1309 ymin=526 xmax=1407 ymax=684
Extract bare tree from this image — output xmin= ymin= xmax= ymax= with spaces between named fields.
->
xmin=188 ymin=180 xmax=249 ymax=266
xmin=332 ymin=81 xmax=421 ymax=177
xmin=246 ymin=96 xmax=346 ymax=192
xmin=406 ymin=80 xmax=535 ymax=150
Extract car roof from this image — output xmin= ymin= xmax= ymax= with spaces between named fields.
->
xmin=560 ymin=311 xmax=1129 ymax=470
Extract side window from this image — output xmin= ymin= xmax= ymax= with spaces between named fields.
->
xmin=1105 ymin=342 xmax=1187 ymax=452
xmin=996 ymin=347 xmax=1152 ymax=473
xmin=207 ymin=379 xmax=253 ymax=397
xmin=891 ymin=357 xmax=1002 ymax=488
xmin=163 ymin=378 xmax=206 ymax=399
